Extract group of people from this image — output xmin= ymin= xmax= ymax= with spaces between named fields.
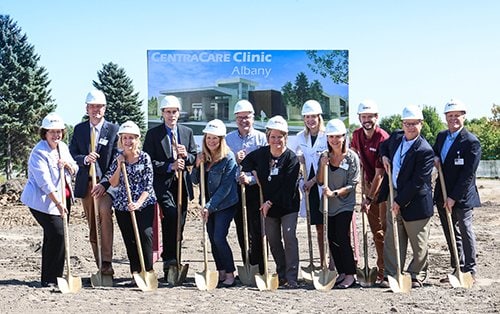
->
xmin=22 ymin=91 xmax=481 ymax=291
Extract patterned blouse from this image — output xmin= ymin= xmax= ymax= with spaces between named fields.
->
xmin=106 ymin=151 xmax=157 ymax=212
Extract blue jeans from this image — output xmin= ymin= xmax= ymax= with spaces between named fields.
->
xmin=207 ymin=204 xmax=237 ymax=273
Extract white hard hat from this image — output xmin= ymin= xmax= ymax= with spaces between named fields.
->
xmin=357 ymin=99 xmax=379 ymax=114
xmin=301 ymin=100 xmax=323 ymax=115
xmin=325 ymin=119 xmax=347 ymax=136
xmin=233 ymin=99 xmax=255 ymax=114
xmin=85 ymin=90 xmax=106 ymax=105
xmin=444 ymin=99 xmax=467 ymax=114
xmin=202 ymin=119 xmax=226 ymax=136
xmin=402 ymin=105 xmax=423 ymax=120
xmin=118 ymin=121 xmax=141 ymax=137
xmin=41 ymin=113 xmax=65 ymax=129
xmin=159 ymin=95 xmax=181 ymax=110
xmin=266 ymin=115 xmax=288 ymax=133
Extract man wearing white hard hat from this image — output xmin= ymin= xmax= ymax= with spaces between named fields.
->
xmin=70 ymin=90 xmax=119 ymax=276
xmin=226 ymin=99 xmax=267 ymax=274
xmin=22 ymin=113 xmax=78 ymax=288
xmin=294 ymin=100 xmax=329 ymax=267
xmin=241 ymin=115 xmax=301 ymax=288
xmin=143 ymin=95 xmax=197 ymax=279
xmin=380 ymin=105 xmax=434 ymax=289
xmin=191 ymin=119 xmax=239 ymax=287
xmin=433 ymin=99 xmax=480 ymax=283
xmin=350 ymin=99 xmax=389 ymax=283
xmin=105 ymin=121 xmax=157 ymax=276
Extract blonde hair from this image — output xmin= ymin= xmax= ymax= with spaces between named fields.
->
xmin=303 ymin=114 xmax=326 ymax=136
xmin=118 ymin=134 xmax=141 ymax=155
xmin=203 ymin=135 xmax=231 ymax=163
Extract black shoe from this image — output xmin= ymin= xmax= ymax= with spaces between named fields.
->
xmin=221 ymin=279 xmax=236 ymax=288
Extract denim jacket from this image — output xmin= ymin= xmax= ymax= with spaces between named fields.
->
xmin=191 ymin=151 xmax=238 ymax=213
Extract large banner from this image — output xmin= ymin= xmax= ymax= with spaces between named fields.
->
xmin=147 ymin=50 xmax=348 ymax=134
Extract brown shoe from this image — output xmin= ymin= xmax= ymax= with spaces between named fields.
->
xmin=101 ymin=262 xmax=114 ymax=276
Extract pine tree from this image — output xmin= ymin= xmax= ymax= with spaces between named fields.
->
xmin=0 ymin=15 xmax=55 ymax=179
xmin=92 ymin=62 xmax=145 ymax=134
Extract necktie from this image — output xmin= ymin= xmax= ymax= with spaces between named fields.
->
xmin=171 ymin=130 xmax=178 ymax=160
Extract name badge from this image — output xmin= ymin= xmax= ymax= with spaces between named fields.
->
xmin=136 ymin=164 xmax=145 ymax=171
xmin=270 ymin=167 xmax=279 ymax=176
xmin=454 ymin=158 xmax=464 ymax=166
xmin=339 ymin=160 xmax=349 ymax=171
xmin=98 ymin=138 xmax=109 ymax=146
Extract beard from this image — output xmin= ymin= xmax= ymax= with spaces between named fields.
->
xmin=362 ymin=122 xmax=374 ymax=131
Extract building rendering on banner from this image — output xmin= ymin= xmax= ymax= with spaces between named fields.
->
xmin=151 ymin=77 xmax=347 ymax=124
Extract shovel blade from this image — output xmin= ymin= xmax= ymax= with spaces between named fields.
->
xmin=133 ymin=270 xmax=158 ymax=292
xmin=388 ymin=273 xmax=412 ymax=293
xmin=167 ymin=264 xmax=189 ymax=286
xmin=57 ymin=275 xmax=82 ymax=294
xmin=255 ymin=273 xmax=279 ymax=291
xmin=237 ymin=263 xmax=259 ymax=286
xmin=195 ymin=270 xmax=218 ymax=291
xmin=448 ymin=271 xmax=474 ymax=289
xmin=356 ymin=266 xmax=378 ymax=287
xmin=90 ymin=271 xmax=113 ymax=287
xmin=312 ymin=268 xmax=337 ymax=291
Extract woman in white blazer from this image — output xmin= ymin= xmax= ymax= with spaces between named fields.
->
xmin=21 ymin=113 xmax=78 ymax=288
xmin=294 ymin=100 xmax=328 ymax=266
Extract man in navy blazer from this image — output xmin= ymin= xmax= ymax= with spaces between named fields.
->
xmin=380 ymin=105 xmax=434 ymax=288
xmin=433 ymin=99 xmax=481 ymax=281
xmin=69 ymin=90 xmax=119 ymax=275
xmin=143 ymin=95 xmax=196 ymax=278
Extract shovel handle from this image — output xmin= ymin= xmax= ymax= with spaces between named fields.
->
xmin=437 ymin=165 xmax=462 ymax=273
xmin=322 ymin=163 xmax=330 ymax=270
xmin=199 ymin=162 xmax=210 ymax=270
xmin=122 ymin=162 xmax=147 ymax=273
xmin=387 ymin=166 xmax=403 ymax=276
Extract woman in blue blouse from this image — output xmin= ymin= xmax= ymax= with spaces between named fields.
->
xmin=107 ymin=121 xmax=157 ymax=276
xmin=192 ymin=119 xmax=239 ymax=287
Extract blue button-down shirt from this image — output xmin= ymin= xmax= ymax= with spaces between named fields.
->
xmin=392 ymin=136 xmax=418 ymax=189
xmin=440 ymin=128 xmax=461 ymax=162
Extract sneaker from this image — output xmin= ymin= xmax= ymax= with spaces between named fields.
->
xmin=411 ymin=279 xmax=423 ymax=288
xmin=284 ymin=280 xmax=299 ymax=289
xmin=379 ymin=278 xmax=390 ymax=288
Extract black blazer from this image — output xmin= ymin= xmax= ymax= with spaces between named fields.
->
xmin=143 ymin=123 xmax=197 ymax=201
xmin=69 ymin=120 xmax=119 ymax=198
xmin=433 ymin=128 xmax=481 ymax=209
xmin=379 ymin=131 xmax=434 ymax=221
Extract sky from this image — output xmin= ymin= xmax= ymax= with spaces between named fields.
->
xmin=1 ymin=0 xmax=499 ymax=126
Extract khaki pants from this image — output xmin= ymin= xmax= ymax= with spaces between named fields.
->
xmin=81 ymin=181 xmax=114 ymax=265
xmin=383 ymin=192 xmax=431 ymax=282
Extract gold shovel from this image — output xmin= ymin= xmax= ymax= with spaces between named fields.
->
xmin=194 ymin=161 xmax=218 ymax=291
xmin=57 ymin=166 xmax=82 ymax=293
xmin=167 ymin=170 xmax=189 ymax=285
xmin=387 ymin=167 xmax=412 ymax=293
xmin=122 ymin=163 xmax=158 ymax=291
xmin=89 ymin=130 xmax=113 ymax=288
xmin=236 ymin=183 xmax=259 ymax=286
xmin=437 ymin=165 xmax=474 ymax=289
xmin=313 ymin=163 xmax=337 ymax=291
xmin=356 ymin=168 xmax=377 ymax=287
xmin=254 ymin=185 xmax=279 ymax=291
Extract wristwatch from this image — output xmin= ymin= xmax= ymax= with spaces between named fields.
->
xmin=333 ymin=191 xmax=338 ymax=197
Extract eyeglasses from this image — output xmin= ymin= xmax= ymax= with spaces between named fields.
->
xmin=236 ymin=115 xmax=252 ymax=121
xmin=403 ymin=121 xmax=421 ymax=128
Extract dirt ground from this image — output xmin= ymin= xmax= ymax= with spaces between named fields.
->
xmin=0 ymin=178 xmax=498 ymax=313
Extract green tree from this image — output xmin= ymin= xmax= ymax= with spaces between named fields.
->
xmin=421 ymin=105 xmax=445 ymax=145
xmin=92 ymin=62 xmax=145 ymax=134
xmin=293 ymin=72 xmax=310 ymax=107
xmin=0 ymin=15 xmax=55 ymax=179
xmin=466 ymin=105 xmax=500 ymax=160
xmin=306 ymin=50 xmax=349 ymax=85
xmin=148 ymin=96 xmax=158 ymax=117
xmin=379 ymin=114 xmax=402 ymax=134
xmin=281 ymin=81 xmax=296 ymax=109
